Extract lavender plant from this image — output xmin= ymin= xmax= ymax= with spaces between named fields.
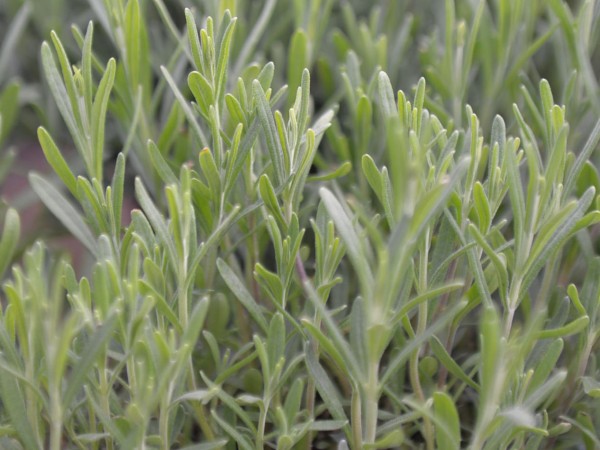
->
xmin=1 ymin=1 xmax=600 ymax=449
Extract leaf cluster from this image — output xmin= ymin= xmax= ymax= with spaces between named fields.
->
xmin=1 ymin=1 xmax=600 ymax=450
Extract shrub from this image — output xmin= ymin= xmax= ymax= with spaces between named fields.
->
xmin=1 ymin=1 xmax=600 ymax=449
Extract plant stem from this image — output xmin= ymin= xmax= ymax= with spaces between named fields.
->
xmin=98 ymin=358 xmax=114 ymax=450
xmin=49 ymin=388 xmax=63 ymax=450
xmin=304 ymin=378 xmax=317 ymax=450
xmin=296 ymin=253 xmax=320 ymax=449
xmin=412 ymin=235 xmax=435 ymax=450
xmin=351 ymin=384 xmax=363 ymax=449
xmin=192 ymin=402 xmax=216 ymax=441
xmin=256 ymin=399 xmax=270 ymax=449
xmin=364 ymin=359 xmax=380 ymax=444
xmin=159 ymin=390 xmax=171 ymax=450
xmin=505 ymin=277 xmax=522 ymax=336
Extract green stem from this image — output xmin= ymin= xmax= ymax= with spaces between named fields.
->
xmin=159 ymin=393 xmax=170 ymax=450
xmin=413 ymin=235 xmax=435 ymax=450
xmin=408 ymin=322 xmax=434 ymax=450
xmin=504 ymin=277 xmax=522 ymax=336
xmin=351 ymin=385 xmax=363 ymax=449
xmin=178 ymin=271 xmax=189 ymax=330
xmin=303 ymin=378 xmax=317 ymax=450
xmin=98 ymin=358 xmax=114 ymax=450
xmin=363 ymin=360 xmax=380 ymax=444
xmin=296 ymin=254 xmax=322 ymax=449
xmin=191 ymin=402 xmax=216 ymax=441
xmin=256 ymin=399 xmax=270 ymax=449
xmin=49 ymin=388 xmax=63 ymax=450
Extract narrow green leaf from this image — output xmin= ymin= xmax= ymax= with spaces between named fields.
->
xmin=0 ymin=83 xmax=20 ymax=144
xmin=188 ymin=71 xmax=214 ymax=117
xmin=287 ymin=30 xmax=308 ymax=107
xmin=309 ymin=420 xmax=348 ymax=432
xmin=198 ymin=147 xmax=221 ymax=199
xmin=303 ymin=280 xmax=363 ymax=381
xmin=576 ymin=161 xmax=600 ymax=199
xmin=524 ymin=370 xmax=567 ymax=410
xmin=0 ymin=3 xmax=31 ymax=88
xmin=77 ymin=176 xmax=108 ymax=234
xmin=138 ymin=286 xmax=182 ymax=333
xmin=348 ymin=297 xmax=367 ymax=371
xmin=29 ymin=173 xmax=98 ymax=256
xmin=307 ymin=161 xmax=352 ymax=182
xmin=430 ymin=336 xmax=479 ymax=392
xmin=226 ymin=119 xmax=259 ymax=195
xmin=490 ymin=115 xmax=506 ymax=162
xmin=393 ymin=281 xmax=465 ymax=325
xmin=567 ymin=284 xmax=586 ymax=315
xmin=225 ymin=94 xmax=246 ymax=127
xmin=267 ymin=313 xmax=285 ymax=374
xmin=215 ymin=17 xmax=237 ymax=102
xmin=63 ymin=314 xmax=118 ymax=407
xmin=362 ymin=155 xmax=383 ymax=198
xmin=0 ymin=362 xmax=40 ymax=450
xmin=257 ymin=62 xmax=275 ymax=92
xmin=146 ymin=140 xmax=178 ymax=185
xmin=216 ymin=259 xmax=267 ymax=333
xmin=110 ymin=153 xmax=125 ymax=234
xmin=565 ymin=117 xmax=600 ymax=198
xmin=81 ymin=22 xmax=93 ymax=117
xmin=381 ymin=300 xmax=467 ymax=386
xmin=233 ymin=0 xmax=277 ymax=76
xmin=304 ymin=341 xmax=348 ymax=423
xmin=301 ymin=319 xmax=347 ymax=372
xmin=91 ymin=58 xmax=116 ymax=180
xmin=162 ymin=66 xmax=208 ymax=146
xmin=505 ymin=139 xmax=526 ymax=266
xmin=407 ymin=158 xmax=469 ymax=240
xmin=433 ymin=392 xmax=461 ymax=450
xmin=581 ymin=377 xmax=600 ymax=398
xmin=50 ymin=31 xmax=83 ymax=132
xmin=181 ymin=297 xmax=211 ymax=352
xmin=253 ymin=80 xmax=285 ymax=185
xmin=319 ymin=187 xmax=373 ymax=289
xmin=527 ymin=338 xmax=563 ymax=394
xmin=214 ymin=350 xmax=258 ymax=386
xmin=540 ymin=79 xmax=554 ymax=142
xmin=311 ymin=108 xmax=334 ymax=138
xmin=0 ymin=208 xmax=20 ymax=279
xmin=537 ymin=316 xmax=589 ymax=339
xmin=185 ymin=8 xmax=204 ymax=72
xmin=467 ymin=224 xmax=508 ymax=305
xmin=275 ymin=110 xmax=290 ymax=172
xmin=473 ymin=181 xmax=491 ymax=232
xmin=253 ymin=334 xmax=270 ymax=384
xmin=378 ymin=71 xmax=397 ymax=119
xmin=523 ymin=187 xmax=596 ymax=293
xmin=255 ymin=263 xmax=284 ymax=304
xmin=259 ymin=174 xmax=286 ymax=228
xmin=283 ymin=379 xmax=304 ymax=424
xmin=184 ymin=204 xmax=241 ymax=292
xmin=125 ymin=0 xmax=142 ymax=87
xmin=134 ymin=177 xmax=178 ymax=270
xmin=297 ymin=68 xmax=311 ymax=135
xmin=41 ymin=42 xmax=87 ymax=159
xmin=413 ymin=77 xmax=426 ymax=135
xmin=479 ymin=306 xmax=501 ymax=404
xmin=211 ymin=410 xmax=253 ymax=450
xmin=131 ymin=209 xmax=156 ymax=253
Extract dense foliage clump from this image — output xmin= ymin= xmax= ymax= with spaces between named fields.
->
xmin=1 ymin=1 xmax=600 ymax=449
